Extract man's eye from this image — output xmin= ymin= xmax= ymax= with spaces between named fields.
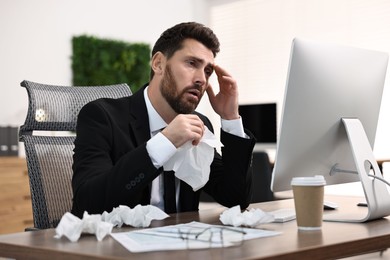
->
xmin=205 ymin=69 xmax=213 ymax=77
xmin=187 ymin=60 xmax=196 ymax=66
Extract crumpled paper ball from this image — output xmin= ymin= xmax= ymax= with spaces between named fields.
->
xmin=54 ymin=212 xmax=113 ymax=242
xmin=219 ymin=205 xmax=275 ymax=227
xmin=101 ymin=204 xmax=169 ymax=228
xmin=54 ymin=204 xmax=169 ymax=242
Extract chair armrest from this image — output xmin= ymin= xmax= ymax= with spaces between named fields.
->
xmin=25 ymin=227 xmax=41 ymax=232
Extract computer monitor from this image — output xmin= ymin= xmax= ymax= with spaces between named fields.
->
xmin=271 ymin=38 xmax=390 ymax=222
xmin=239 ymin=103 xmax=277 ymax=144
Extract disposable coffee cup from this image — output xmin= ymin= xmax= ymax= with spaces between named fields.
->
xmin=291 ymin=175 xmax=326 ymax=231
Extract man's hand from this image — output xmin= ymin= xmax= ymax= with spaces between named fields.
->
xmin=161 ymin=114 xmax=205 ymax=147
xmin=206 ymin=64 xmax=240 ymax=120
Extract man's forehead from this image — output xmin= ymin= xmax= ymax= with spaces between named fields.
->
xmin=177 ymin=39 xmax=215 ymax=64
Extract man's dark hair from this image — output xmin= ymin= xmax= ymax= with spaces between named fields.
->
xmin=150 ymin=22 xmax=220 ymax=79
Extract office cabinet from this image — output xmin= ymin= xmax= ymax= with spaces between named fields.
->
xmin=0 ymin=127 xmax=19 ymax=156
xmin=0 ymin=157 xmax=33 ymax=234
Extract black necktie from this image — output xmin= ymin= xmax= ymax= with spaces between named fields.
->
xmin=163 ymin=171 xmax=177 ymax=214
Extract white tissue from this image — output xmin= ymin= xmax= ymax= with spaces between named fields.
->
xmin=163 ymin=128 xmax=223 ymax=191
xmin=101 ymin=204 xmax=169 ymax=228
xmin=54 ymin=205 xmax=169 ymax=242
xmin=219 ymin=205 xmax=275 ymax=227
xmin=54 ymin=212 xmax=113 ymax=242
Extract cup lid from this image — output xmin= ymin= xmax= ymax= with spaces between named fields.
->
xmin=291 ymin=175 xmax=326 ymax=186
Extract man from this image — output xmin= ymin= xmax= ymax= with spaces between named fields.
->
xmin=71 ymin=22 xmax=256 ymax=218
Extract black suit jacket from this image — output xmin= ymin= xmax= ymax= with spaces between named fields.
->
xmin=71 ymin=87 xmax=256 ymax=218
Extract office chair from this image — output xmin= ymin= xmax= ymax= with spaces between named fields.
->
xmin=19 ymin=80 xmax=132 ymax=229
xmin=250 ymin=151 xmax=274 ymax=202
xmin=199 ymin=151 xmax=274 ymax=204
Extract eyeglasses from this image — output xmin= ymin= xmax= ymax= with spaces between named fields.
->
xmin=155 ymin=225 xmax=247 ymax=249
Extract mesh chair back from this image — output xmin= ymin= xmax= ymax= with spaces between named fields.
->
xmin=19 ymin=80 xmax=132 ymax=229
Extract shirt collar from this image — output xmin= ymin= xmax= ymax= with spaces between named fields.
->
xmin=144 ymin=86 xmax=167 ymax=134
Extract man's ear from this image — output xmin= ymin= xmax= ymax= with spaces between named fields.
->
xmin=151 ymin=52 xmax=166 ymax=76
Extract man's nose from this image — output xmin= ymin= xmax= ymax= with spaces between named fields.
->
xmin=194 ymin=70 xmax=206 ymax=87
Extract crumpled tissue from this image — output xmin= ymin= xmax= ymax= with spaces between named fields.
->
xmin=101 ymin=204 xmax=169 ymax=228
xmin=163 ymin=127 xmax=223 ymax=191
xmin=55 ymin=205 xmax=169 ymax=242
xmin=54 ymin=212 xmax=113 ymax=242
xmin=219 ymin=205 xmax=275 ymax=227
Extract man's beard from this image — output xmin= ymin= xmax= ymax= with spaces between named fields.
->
xmin=160 ymin=65 xmax=203 ymax=114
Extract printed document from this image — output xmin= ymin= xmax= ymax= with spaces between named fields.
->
xmin=111 ymin=221 xmax=280 ymax=252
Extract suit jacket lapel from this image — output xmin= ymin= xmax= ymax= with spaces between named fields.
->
xmin=128 ymin=86 xmax=151 ymax=146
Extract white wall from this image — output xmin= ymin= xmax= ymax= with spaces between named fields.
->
xmin=0 ymin=0 xmax=209 ymax=127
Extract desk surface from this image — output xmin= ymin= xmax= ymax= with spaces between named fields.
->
xmin=1 ymin=195 xmax=390 ymax=260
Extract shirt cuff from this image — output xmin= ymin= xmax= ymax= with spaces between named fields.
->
xmin=221 ymin=117 xmax=248 ymax=139
xmin=146 ymin=132 xmax=177 ymax=168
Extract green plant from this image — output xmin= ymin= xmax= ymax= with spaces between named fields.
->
xmin=71 ymin=35 xmax=151 ymax=93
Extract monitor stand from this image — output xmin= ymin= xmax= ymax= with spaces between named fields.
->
xmin=324 ymin=118 xmax=390 ymax=223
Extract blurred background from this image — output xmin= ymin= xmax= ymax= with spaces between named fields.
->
xmin=1 ymin=0 xmax=389 ymax=160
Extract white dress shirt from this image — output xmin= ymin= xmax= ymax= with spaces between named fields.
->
xmin=143 ymin=86 xmax=248 ymax=211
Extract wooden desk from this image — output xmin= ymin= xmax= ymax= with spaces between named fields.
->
xmin=1 ymin=195 xmax=390 ymax=260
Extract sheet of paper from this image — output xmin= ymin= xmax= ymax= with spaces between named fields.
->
xmin=111 ymin=221 xmax=281 ymax=253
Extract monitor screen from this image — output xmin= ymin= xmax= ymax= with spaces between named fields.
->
xmin=271 ymin=38 xmax=388 ymax=192
xmin=239 ymin=103 xmax=277 ymax=144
